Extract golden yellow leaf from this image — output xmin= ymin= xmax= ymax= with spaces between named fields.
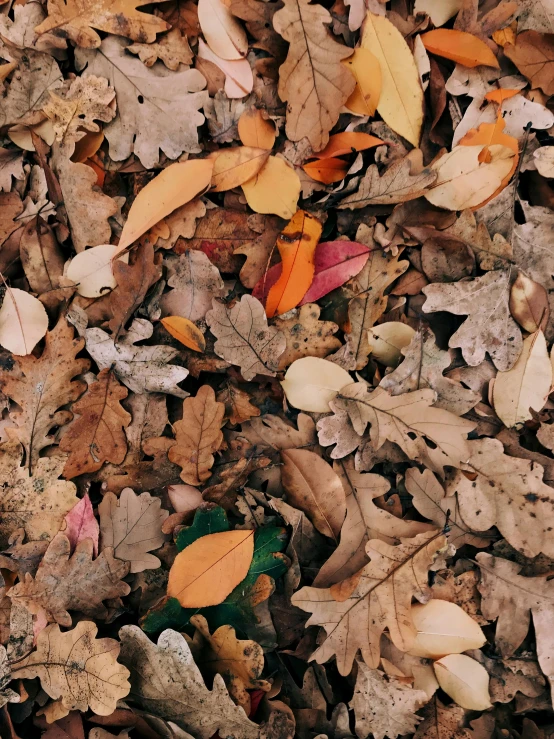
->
xmin=167 ymin=529 xmax=254 ymax=607
xmin=161 ymin=316 xmax=206 ymax=353
xmin=238 ymin=107 xmax=276 ymax=149
xmin=343 ymin=47 xmax=382 ymax=116
xmin=241 ymin=156 xmax=300 ymax=219
xmin=210 ymin=146 xmax=270 ymax=192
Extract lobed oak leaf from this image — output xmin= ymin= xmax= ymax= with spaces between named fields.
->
xmin=414 ymin=697 xmax=474 ymax=739
xmin=275 ymin=304 xmax=341 ymax=370
xmin=292 ymin=530 xmax=446 ymax=675
xmin=217 ymin=380 xmax=261 ymax=425
xmin=19 ymin=216 xmax=65 ymax=307
xmin=168 ymin=385 xmax=225 ymax=486
xmin=11 ymin=621 xmax=130 ymax=715
xmin=98 ymin=487 xmax=169 ymax=573
xmin=159 ymin=249 xmax=225 ymax=324
xmin=504 ymin=31 xmax=554 ymax=95
xmin=0 ymin=148 xmax=24 ymax=192
xmin=8 ymin=533 xmax=130 ymax=626
xmin=238 ymin=412 xmax=317 ymax=452
xmin=127 ymin=27 xmax=193 ymax=69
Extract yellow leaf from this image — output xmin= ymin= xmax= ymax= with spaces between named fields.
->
xmin=238 ymin=107 xmax=276 ymax=150
xmin=242 ymin=156 xmax=300 ymax=219
xmin=360 ymin=12 xmax=424 ymax=146
xmin=407 ymin=600 xmax=486 ymax=659
xmin=421 ymin=29 xmax=499 ymax=69
xmin=117 ymin=159 xmax=214 ymax=254
xmin=266 ymin=210 xmax=322 ymax=317
xmin=343 ymin=47 xmax=382 ymax=116
xmin=210 ymin=146 xmax=270 ymax=192
xmin=167 ymin=529 xmax=254 ymax=607
xmin=161 ymin=316 xmax=206 ymax=353
xmin=281 ymin=356 xmax=353 ymax=412
xmin=198 ymin=0 xmax=248 ymax=60
xmin=433 ymin=654 xmax=492 ymax=711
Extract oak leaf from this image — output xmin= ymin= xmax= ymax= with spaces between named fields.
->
xmin=98 ymin=487 xmax=169 ymax=573
xmin=505 ymin=31 xmax=554 ymax=95
xmin=272 ymin=0 xmax=355 ymax=151
xmin=35 ymin=0 xmax=170 ymax=49
xmin=238 ymin=412 xmax=317 ymax=452
xmin=275 ymin=304 xmax=341 ymax=370
xmin=118 ymin=625 xmax=259 ymax=739
xmin=168 ymin=385 xmax=225 ymax=486
xmin=11 ymin=621 xmax=130 ymax=715
xmin=291 ymin=530 xmax=446 ymax=675
xmin=0 ymin=318 xmax=89 ymax=470
xmin=9 ymin=533 xmax=130 ymax=626
xmin=217 ymin=380 xmax=261 ymax=425
xmin=0 ymin=148 xmax=24 ymax=192
xmin=351 ymin=661 xmax=426 ymax=739
xmin=422 ymin=269 xmax=523 ymax=371
xmin=206 ymin=295 xmax=286 ymax=380
xmin=414 ymin=697 xmax=475 ymax=739
xmin=60 ymin=370 xmax=131 ymax=479
xmin=447 ymin=438 xmax=554 ymax=558
xmin=159 ymin=249 xmax=225 ymax=323
xmin=127 ymin=27 xmax=193 ymax=69
xmin=19 ymin=216 xmax=65 ymax=307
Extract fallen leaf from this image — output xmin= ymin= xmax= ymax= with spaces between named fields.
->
xmin=0 ymin=148 xmax=24 ymax=192
xmin=66 ymin=244 xmax=120 ymax=298
xmin=168 ymin=385 xmax=225 ymax=485
xmin=127 ymin=27 xmax=193 ymax=69
xmin=198 ymin=0 xmax=248 ymax=60
xmin=414 ymin=0 xmax=463 ymax=27
xmin=368 ymin=321 xmax=415 ymax=367
xmin=343 ymin=48 xmax=382 ymax=116
xmin=161 ymin=316 xmax=206 ymax=353
xmin=9 ymin=532 xmax=130 ymax=626
xmin=281 ymin=356 xmax=353 ymax=412
xmin=19 ymin=216 xmax=64 ymax=304
xmin=238 ymin=107 xmax=276 ymax=149
xmin=504 ymin=31 xmax=554 ymax=95
xmin=408 ymin=600 xmax=486 ymax=659
xmin=62 ymin=495 xmax=99 ymax=556
xmin=292 ymin=530 xmax=446 ymax=675
xmin=533 ymin=146 xmax=554 ymax=178
xmin=59 ymin=369 xmax=130 ymax=478
xmin=206 ymin=295 xmax=286 ymax=380
xmin=275 ymin=303 xmax=341 ymax=369
xmin=422 ymin=269 xmax=523 ymax=371
xmin=242 ymin=156 xmax=301 ymax=221
xmin=273 ymin=0 xmax=355 ymax=151
xmin=11 ymin=621 xmax=130 ymax=715
xmin=433 ymin=654 xmax=492 ymax=711
xmin=98 ymin=487 xmax=169 ymax=573
xmin=159 ymin=249 xmax=225 ymax=323
xmin=118 ymin=625 xmax=259 ymax=739
xmin=210 ymin=146 xmax=270 ymax=192
xmin=196 ymin=38 xmax=253 ymax=97
xmin=448 ymin=437 xmax=554 ymax=558
xmin=217 ymin=380 xmax=260 ymax=425
xmin=86 ymin=319 xmax=190 ymax=396
xmin=167 ymin=529 xmax=254 ymax=607
xmin=414 ymin=697 xmax=474 ymax=739
xmin=361 ymin=12 xmax=424 ymax=147
xmin=421 ymin=29 xmax=499 ymax=68
xmin=0 ymin=287 xmax=48 ymax=357
xmin=302 ymin=158 xmax=349 ymax=185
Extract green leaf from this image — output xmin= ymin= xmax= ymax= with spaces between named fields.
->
xmin=175 ymin=506 xmax=229 ymax=551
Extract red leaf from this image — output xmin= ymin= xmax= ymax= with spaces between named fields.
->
xmin=62 ymin=494 xmax=99 ymax=556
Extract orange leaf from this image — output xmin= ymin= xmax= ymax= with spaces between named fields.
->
xmin=238 ymin=108 xmax=276 ymax=150
xmin=117 ymin=159 xmax=214 ymax=255
xmin=302 ymin=157 xmax=349 ymax=184
xmin=343 ymin=47 xmax=382 ymax=116
xmin=265 ymin=210 xmax=322 ymax=318
xmin=420 ymin=29 xmax=499 ymax=68
xmin=167 ymin=529 xmax=254 ymax=607
xmin=161 ymin=316 xmax=206 ymax=353
xmin=209 ymin=146 xmax=271 ymax=192
xmin=484 ymin=88 xmax=520 ymax=104
xmin=459 ymin=116 xmax=518 ymax=208
xmin=313 ymin=132 xmax=383 ymax=159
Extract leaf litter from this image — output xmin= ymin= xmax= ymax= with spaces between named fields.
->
xmin=0 ymin=1 xmax=554 ymax=737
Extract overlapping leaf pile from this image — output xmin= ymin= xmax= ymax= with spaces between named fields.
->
xmin=0 ymin=0 xmax=554 ymax=737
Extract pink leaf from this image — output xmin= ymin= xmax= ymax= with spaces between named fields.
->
xmin=252 ymin=241 xmax=371 ymax=306
xmin=62 ymin=494 xmax=99 ymax=556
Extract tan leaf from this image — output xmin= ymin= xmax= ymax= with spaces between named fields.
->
xmin=0 ymin=148 xmax=24 ymax=192
xmin=0 ymin=288 xmax=49 ymax=357
xmin=422 ymin=269 xmax=523 ymax=371
xmin=0 ymin=192 xmax=24 ymax=247
xmin=206 ymin=295 xmax=286 ymax=381
xmin=368 ymin=321 xmax=415 ymax=367
xmin=281 ymin=356 xmax=353 ymax=412
xmin=351 ymin=661 xmax=426 ymax=739
xmin=449 ymin=438 xmax=554 ymax=558
xmin=443 ymin=208 xmax=513 ymax=271
xmin=339 ymin=151 xmax=436 ymax=209
xmin=154 ymin=199 xmax=206 ymax=250
xmin=159 ymin=249 xmax=225 ymax=323
xmin=196 ymin=38 xmax=253 ymax=98
xmin=167 ymin=529 xmax=254 ymax=607
xmin=291 ymin=530 xmax=446 ymax=675
xmin=433 ymin=654 xmax=492 ymax=711
xmin=533 ymin=146 xmax=554 ymax=178
xmin=198 ymin=0 xmax=248 ymax=59
xmin=119 ymin=625 xmax=259 ymax=739
xmin=9 ymin=533 xmax=130 ymax=626
xmin=509 ymin=271 xmax=550 ymax=333
xmin=281 ymin=449 xmax=346 ymax=541
xmin=0 ymin=443 xmax=78 ymax=548
xmin=35 ymin=0 xmax=170 ymax=48
xmin=405 ymin=467 xmax=490 ymax=549
xmin=66 ymin=244 xmax=120 ymax=298
xmin=217 ymin=381 xmax=261 ymax=425
xmin=169 ymin=385 xmax=225 ymax=485
xmin=380 ymin=328 xmax=480 ymax=416
xmin=360 ymin=12 xmax=424 ymax=147
xmin=272 ymin=0 xmax=355 ymax=151
xmin=98 ymin=487 xmax=169 ymax=573
xmin=0 ymin=317 xmax=89 ymax=470
xmin=238 ymin=412 xmax=317 ymax=452
xmin=275 ymin=304 xmax=341 ymax=370
xmin=504 ymin=31 xmax=554 ymax=95
xmin=127 ymin=27 xmax=193 ymax=69
xmin=190 ymin=615 xmax=269 ymax=714
xmin=314 ymin=458 xmax=436 ymax=587
xmin=408 ymin=599 xmax=486 ymax=659
xmin=11 ymin=621 xmax=130 ymax=715
xmin=19 ymin=216 xmax=65 ymax=303
xmin=60 ymin=370 xmax=131 ymax=479
xmin=414 ymin=697 xmax=474 ymax=739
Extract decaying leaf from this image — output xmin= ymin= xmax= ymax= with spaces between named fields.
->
xmin=159 ymin=249 xmax=225 ymax=323
xmin=128 ymin=27 xmax=193 ymax=69
xmin=275 ymin=304 xmax=341 ymax=369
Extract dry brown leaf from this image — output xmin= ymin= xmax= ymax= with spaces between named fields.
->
xmin=0 ymin=318 xmax=89 ymax=470
xmin=168 ymin=385 xmax=225 ymax=485
xmin=238 ymin=412 xmax=317 ymax=452
xmin=19 ymin=216 xmax=65 ymax=307
xmin=275 ymin=304 xmax=341 ymax=370
xmin=98 ymin=487 xmax=169 ymax=573
xmin=292 ymin=530 xmax=446 ymax=675
xmin=505 ymin=32 xmax=554 ymax=95
xmin=35 ymin=0 xmax=171 ymax=48
xmin=206 ymin=295 xmax=286 ymax=380
xmin=314 ymin=458 xmax=437 ymax=587
xmin=449 ymin=438 xmax=554 ymax=558
xmin=127 ymin=27 xmax=193 ymax=69
xmin=272 ymin=0 xmax=355 ymax=151
xmin=217 ymin=380 xmax=261 ymax=425
xmin=0 ymin=193 xmax=23 ymax=247
xmin=159 ymin=249 xmax=225 ymax=323
xmin=281 ymin=449 xmax=346 ymax=541
xmin=11 ymin=621 xmax=130 ymax=715
xmin=60 ymin=370 xmax=131 ymax=479
xmin=414 ymin=697 xmax=473 ymax=739
xmin=9 ymin=532 xmax=130 ymax=626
